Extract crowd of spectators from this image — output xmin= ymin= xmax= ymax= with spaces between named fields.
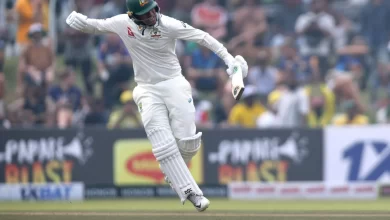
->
xmin=1 ymin=0 xmax=390 ymax=129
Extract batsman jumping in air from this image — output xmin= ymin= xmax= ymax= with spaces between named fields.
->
xmin=66 ymin=0 xmax=248 ymax=212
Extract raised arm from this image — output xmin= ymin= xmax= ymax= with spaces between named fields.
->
xmin=65 ymin=11 xmax=120 ymax=34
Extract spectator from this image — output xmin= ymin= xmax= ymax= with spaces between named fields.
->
xmin=0 ymin=33 xmax=7 ymax=129
xmin=0 ymin=27 xmax=5 ymax=117
xmin=170 ymin=0 xmax=195 ymax=24
xmin=229 ymin=0 xmax=267 ymax=49
xmin=371 ymin=63 xmax=390 ymax=107
xmin=49 ymin=69 xmax=82 ymax=113
xmin=62 ymin=0 xmax=94 ymax=95
xmin=213 ymin=82 xmax=236 ymax=127
xmin=370 ymin=63 xmax=390 ymax=124
xmin=56 ymin=102 xmax=73 ymax=129
xmin=84 ymin=98 xmax=107 ymax=126
xmin=97 ymin=33 xmax=133 ymax=109
xmin=193 ymin=91 xmax=214 ymax=129
xmin=19 ymin=23 xmax=54 ymax=89
xmin=0 ymin=111 xmax=11 ymax=129
xmin=326 ymin=69 xmax=366 ymax=113
xmin=332 ymin=99 xmax=369 ymax=125
xmin=107 ymin=90 xmax=142 ymax=129
xmin=228 ymin=85 xmax=266 ymax=128
xmin=191 ymin=0 xmax=228 ymax=40
xmin=100 ymin=0 xmax=126 ymax=18
xmin=185 ymin=45 xmax=226 ymax=95
xmin=295 ymin=0 xmax=335 ymax=76
xmin=304 ymin=73 xmax=335 ymax=127
xmin=361 ymin=0 xmax=390 ymax=60
xmin=376 ymin=96 xmax=390 ymax=124
xmin=247 ymin=48 xmax=279 ymax=97
xmin=19 ymin=84 xmax=54 ymax=127
xmin=14 ymin=0 xmax=49 ymax=52
xmin=332 ymin=13 xmax=353 ymax=51
xmin=335 ymin=35 xmax=370 ymax=89
xmin=256 ymin=89 xmax=281 ymax=128
xmin=277 ymin=71 xmax=309 ymax=128
xmin=277 ymin=41 xmax=311 ymax=84
xmin=277 ymin=0 xmax=304 ymax=35
xmin=3 ymin=0 xmax=17 ymax=56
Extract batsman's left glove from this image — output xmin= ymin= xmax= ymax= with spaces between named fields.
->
xmin=227 ymin=55 xmax=248 ymax=78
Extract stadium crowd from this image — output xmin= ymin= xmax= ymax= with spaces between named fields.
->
xmin=0 ymin=0 xmax=390 ymax=129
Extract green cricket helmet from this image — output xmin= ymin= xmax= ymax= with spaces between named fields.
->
xmin=127 ymin=0 xmax=160 ymax=26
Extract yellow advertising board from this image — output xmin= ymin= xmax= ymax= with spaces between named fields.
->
xmin=114 ymin=139 xmax=203 ymax=185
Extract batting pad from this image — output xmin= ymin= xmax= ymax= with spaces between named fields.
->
xmin=148 ymin=128 xmax=203 ymax=203
xmin=178 ymin=132 xmax=202 ymax=164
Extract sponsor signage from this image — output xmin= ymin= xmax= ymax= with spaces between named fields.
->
xmin=84 ymin=185 xmax=118 ymax=199
xmin=325 ymin=126 xmax=390 ymax=183
xmin=0 ymin=182 xmax=84 ymax=201
xmin=202 ymin=129 xmax=323 ymax=184
xmin=114 ymin=139 xmax=203 ymax=185
xmin=84 ymin=185 xmax=227 ymax=199
xmin=228 ymin=182 xmax=378 ymax=200
xmin=0 ymin=128 xmax=146 ymax=184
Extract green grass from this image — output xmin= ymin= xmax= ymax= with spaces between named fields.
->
xmin=0 ymin=199 xmax=389 ymax=220
xmin=0 ymin=199 xmax=389 ymax=212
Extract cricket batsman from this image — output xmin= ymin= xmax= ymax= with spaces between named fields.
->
xmin=66 ymin=0 xmax=248 ymax=212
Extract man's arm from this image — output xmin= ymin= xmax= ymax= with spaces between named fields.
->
xmin=15 ymin=0 xmax=34 ymax=20
xmin=317 ymin=15 xmax=335 ymax=38
xmin=167 ymin=17 xmax=245 ymax=74
xmin=295 ymin=14 xmax=314 ymax=35
xmin=66 ymin=11 xmax=121 ymax=34
xmin=167 ymin=16 xmax=248 ymax=99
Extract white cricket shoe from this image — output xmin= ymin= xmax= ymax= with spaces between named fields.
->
xmin=187 ymin=194 xmax=210 ymax=212
xmin=159 ymin=165 xmax=210 ymax=212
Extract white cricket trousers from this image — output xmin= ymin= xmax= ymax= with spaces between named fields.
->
xmin=132 ymin=75 xmax=196 ymax=139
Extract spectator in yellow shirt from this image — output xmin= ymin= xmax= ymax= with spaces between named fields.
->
xmin=228 ymin=85 xmax=266 ymax=128
xmin=256 ymin=89 xmax=282 ymax=128
xmin=332 ymin=100 xmax=369 ymax=125
xmin=107 ymin=90 xmax=142 ymax=129
xmin=15 ymin=0 xmax=49 ymax=51
xmin=305 ymin=83 xmax=335 ymax=127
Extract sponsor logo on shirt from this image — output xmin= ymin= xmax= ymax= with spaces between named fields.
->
xmin=127 ymin=27 xmax=136 ymax=38
xmin=150 ymin=28 xmax=161 ymax=40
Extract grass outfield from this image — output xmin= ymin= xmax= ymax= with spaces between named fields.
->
xmin=0 ymin=199 xmax=390 ymax=220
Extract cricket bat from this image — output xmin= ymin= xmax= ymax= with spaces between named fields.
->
xmin=231 ymin=65 xmax=245 ymax=100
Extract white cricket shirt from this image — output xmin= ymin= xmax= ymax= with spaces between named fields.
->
xmin=90 ymin=14 xmax=211 ymax=85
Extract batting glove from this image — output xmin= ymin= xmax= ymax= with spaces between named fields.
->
xmin=66 ymin=11 xmax=89 ymax=32
xmin=227 ymin=55 xmax=248 ymax=78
